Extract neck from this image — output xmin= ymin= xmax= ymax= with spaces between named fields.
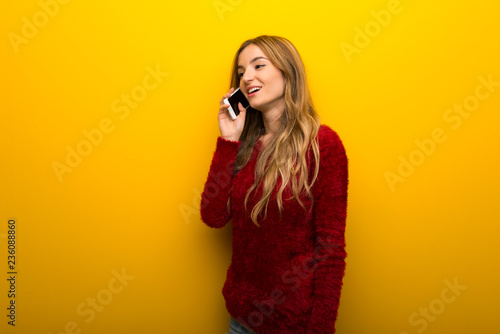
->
xmin=260 ymin=102 xmax=284 ymax=138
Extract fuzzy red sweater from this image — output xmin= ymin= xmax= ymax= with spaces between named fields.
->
xmin=200 ymin=124 xmax=348 ymax=334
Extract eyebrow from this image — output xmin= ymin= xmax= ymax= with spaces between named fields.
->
xmin=237 ymin=56 xmax=268 ymax=70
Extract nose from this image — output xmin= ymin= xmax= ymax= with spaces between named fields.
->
xmin=241 ymin=69 xmax=254 ymax=84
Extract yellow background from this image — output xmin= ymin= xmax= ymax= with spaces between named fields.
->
xmin=1 ymin=0 xmax=499 ymax=333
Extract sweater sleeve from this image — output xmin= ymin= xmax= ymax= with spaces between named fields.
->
xmin=306 ymin=128 xmax=348 ymax=334
xmin=200 ymin=136 xmax=241 ymax=229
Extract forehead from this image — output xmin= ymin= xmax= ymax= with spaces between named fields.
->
xmin=237 ymin=44 xmax=267 ymax=66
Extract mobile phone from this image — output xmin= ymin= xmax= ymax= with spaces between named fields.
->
xmin=223 ymin=88 xmax=250 ymax=120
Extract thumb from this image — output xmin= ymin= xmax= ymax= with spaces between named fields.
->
xmin=238 ymin=102 xmax=247 ymax=116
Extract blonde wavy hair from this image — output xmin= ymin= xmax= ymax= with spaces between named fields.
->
xmin=228 ymin=35 xmax=321 ymax=227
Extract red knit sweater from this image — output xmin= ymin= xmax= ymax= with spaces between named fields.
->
xmin=200 ymin=124 xmax=348 ymax=334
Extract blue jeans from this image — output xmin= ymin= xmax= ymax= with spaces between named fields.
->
xmin=229 ymin=316 xmax=256 ymax=334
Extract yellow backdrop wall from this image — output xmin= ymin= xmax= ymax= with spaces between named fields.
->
xmin=1 ymin=0 xmax=499 ymax=333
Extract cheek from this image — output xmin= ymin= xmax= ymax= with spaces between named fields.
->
xmin=273 ymin=72 xmax=285 ymax=93
xmin=276 ymin=77 xmax=286 ymax=96
xmin=239 ymin=82 xmax=247 ymax=95
xmin=268 ymin=82 xmax=284 ymax=97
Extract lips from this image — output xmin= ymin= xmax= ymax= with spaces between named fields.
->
xmin=247 ymin=86 xmax=262 ymax=97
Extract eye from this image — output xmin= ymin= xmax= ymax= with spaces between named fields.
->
xmin=256 ymin=64 xmax=265 ymax=69
xmin=238 ymin=72 xmax=244 ymax=78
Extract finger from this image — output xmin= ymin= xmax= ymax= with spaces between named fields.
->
xmin=221 ymin=89 xmax=232 ymax=100
xmin=220 ymin=90 xmax=233 ymax=104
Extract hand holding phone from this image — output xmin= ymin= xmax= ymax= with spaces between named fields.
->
xmin=218 ymin=88 xmax=249 ymax=142
xmin=223 ymin=87 xmax=250 ymax=120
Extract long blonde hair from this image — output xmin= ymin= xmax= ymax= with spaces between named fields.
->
xmin=228 ymin=35 xmax=321 ymax=227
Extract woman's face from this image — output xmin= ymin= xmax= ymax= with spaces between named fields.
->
xmin=237 ymin=44 xmax=285 ymax=114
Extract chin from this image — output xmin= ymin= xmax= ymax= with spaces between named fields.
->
xmin=249 ymin=99 xmax=266 ymax=111
xmin=249 ymin=101 xmax=261 ymax=111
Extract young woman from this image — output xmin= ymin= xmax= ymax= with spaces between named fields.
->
xmin=200 ymin=35 xmax=348 ymax=334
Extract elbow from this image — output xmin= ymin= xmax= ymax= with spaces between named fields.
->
xmin=200 ymin=202 xmax=230 ymax=229
xmin=200 ymin=213 xmax=229 ymax=229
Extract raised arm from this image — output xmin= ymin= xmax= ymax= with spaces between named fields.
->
xmin=200 ymin=136 xmax=241 ymax=228
xmin=200 ymin=88 xmax=247 ymax=228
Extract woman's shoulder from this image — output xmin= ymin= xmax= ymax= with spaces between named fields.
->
xmin=313 ymin=124 xmax=348 ymax=168
xmin=317 ymin=124 xmax=344 ymax=149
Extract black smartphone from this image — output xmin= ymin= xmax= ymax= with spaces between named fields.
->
xmin=224 ymin=88 xmax=250 ymax=119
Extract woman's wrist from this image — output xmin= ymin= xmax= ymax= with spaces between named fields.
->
xmin=221 ymin=136 xmax=239 ymax=142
